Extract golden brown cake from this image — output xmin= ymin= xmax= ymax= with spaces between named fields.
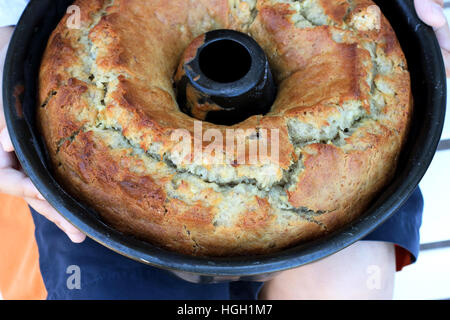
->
xmin=37 ymin=0 xmax=412 ymax=256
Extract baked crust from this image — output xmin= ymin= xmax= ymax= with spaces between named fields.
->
xmin=38 ymin=0 xmax=412 ymax=256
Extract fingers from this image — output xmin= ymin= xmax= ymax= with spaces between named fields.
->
xmin=0 ymin=139 xmax=17 ymax=169
xmin=0 ymin=27 xmax=14 ymax=50
xmin=434 ymin=19 xmax=450 ymax=52
xmin=0 ymin=127 xmax=14 ymax=152
xmin=442 ymin=49 xmax=450 ymax=77
xmin=415 ymin=0 xmax=450 ymax=76
xmin=415 ymin=0 xmax=447 ymax=29
xmin=0 ymin=126 xmax=86 ymax=243
xmin=0 ymin=127 xmax=46 ymax=201
xmin=25 ymin=197 xmax=86 ymax=243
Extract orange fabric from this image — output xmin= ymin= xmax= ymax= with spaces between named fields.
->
xmin=395 ymin=245 xmax=413 ymax=272
xmin=0 ymin=193 xmax=47 ymax=300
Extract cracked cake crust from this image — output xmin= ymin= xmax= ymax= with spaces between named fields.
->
xmin=37 ymin=0 xmax=412 ymax=256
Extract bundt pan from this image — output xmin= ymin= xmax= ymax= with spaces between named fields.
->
xmin=2 ymin=0 xmax=446 ymax=283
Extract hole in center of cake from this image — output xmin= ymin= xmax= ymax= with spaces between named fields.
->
xmin=199 ymin=39 xmax=252 ymax=83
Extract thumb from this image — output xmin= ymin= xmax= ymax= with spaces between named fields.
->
xmin=415 ymin=0 xmax=447 ymax=29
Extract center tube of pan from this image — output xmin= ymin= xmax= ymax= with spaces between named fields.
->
xmin=175 ymin=29 xmax=277 ymax=126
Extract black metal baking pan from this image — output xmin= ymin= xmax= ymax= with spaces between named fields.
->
xmin=2 ymin=0 xmax=446 ymax=283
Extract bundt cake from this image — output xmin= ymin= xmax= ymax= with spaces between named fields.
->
xmin=37 ymin=0 xmax=412 ymax=256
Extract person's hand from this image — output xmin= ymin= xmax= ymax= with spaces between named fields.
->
xmin=415 ymin=0 xmax=450 ymax=76
xmin=0 ymin=27 xmax=85 ymax=243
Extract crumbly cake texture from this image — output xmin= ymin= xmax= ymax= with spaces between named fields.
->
xmin=38 ymin=0 xmax=412 ymax=256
